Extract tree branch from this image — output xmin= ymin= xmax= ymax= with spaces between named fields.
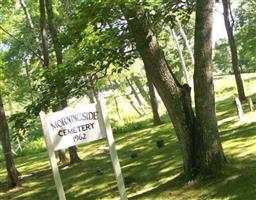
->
xmin=0 ymin=25 xmax=44 ymax=62
xmin=227 ymin=0 xmax=235 ymax=29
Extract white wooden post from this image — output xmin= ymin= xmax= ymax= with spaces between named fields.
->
xmin=40 ymin=111 xmax=66 ymax=200
xmin=96 ymin=99 xmax=127 ymax=200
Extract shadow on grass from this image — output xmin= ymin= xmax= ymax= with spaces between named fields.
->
xmin=205 ymin=155 xmax=256 ymax=200
xmin=129 ymin=173 xmax=186 ymax=199
xmin=2 ymin=86 xmax=256 ymax=199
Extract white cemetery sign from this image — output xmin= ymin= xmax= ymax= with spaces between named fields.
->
xmin=40 ymin=99 xmax=127 ymax=200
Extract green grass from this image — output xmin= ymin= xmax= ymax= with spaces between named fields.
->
xmin=1 ymin=73 xmax=256 ymax=199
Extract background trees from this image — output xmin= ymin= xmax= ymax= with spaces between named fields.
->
xmin=1 ymin=0 xmax=256 ymax=193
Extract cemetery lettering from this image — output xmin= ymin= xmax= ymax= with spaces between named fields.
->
xmin=57 ymin=123 xmax=95 ymax=136
xmin=49 ymin=111 xmax=97 ymax=130
xmin=46 ymin=109 xmax=102 ymax=150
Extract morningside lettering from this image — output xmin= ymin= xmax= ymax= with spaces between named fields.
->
xmin=50 ymin=112 xmax=97 ymax=131
xmin=57 ymin=123 xmax=95 ymax=136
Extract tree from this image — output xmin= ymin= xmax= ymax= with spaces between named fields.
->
xmin=145 ymin=70 xmax=162 ymax=126
xmin=176 ymin=18 xmax=195 ymax=66
xmin=235 ymin=0 xmax=256 ymax=72
xmin=168 ymin=27 xmax=190 ymax=85
xmin=44 ymin=0 xmax=81 ymax=163
xmin=123 ymin=0 xmax=225 ymax=176
xmin=17 ymin=0 xmax=225 ymax=177
xmin=39 ymin=0 xmax=49 ymax=67
xmin=0 ymin=91 xmax=19 ymax=188
xmin=222 ymin=0 xmax=246 ymax=101
xmin=194 ymin=0 xmax=225 ymax=173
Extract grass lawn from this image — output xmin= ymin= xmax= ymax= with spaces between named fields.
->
xmin=1 ymin=74 xmax=256 ymax=199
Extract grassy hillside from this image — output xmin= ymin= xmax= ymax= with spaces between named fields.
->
xmin=1 ymin=74 xmax=256 ymax=199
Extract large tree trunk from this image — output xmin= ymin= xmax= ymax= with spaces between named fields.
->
xmin=222 ymin=0 xmax=246 ymax=101
xmin=124 ymin=7 xmax=196 ymax=176
xmin=45 ymin=0 xmax=81 ymax=163
xmin=194 ymin=0 xmax=225 ymax=173
xmin=68 ymin=146 xmax=81 ymax=163
xmin=0 ymin=92 xmax=19 ymax=188
xmin=145 ymin=71 xmax=162 ymax=126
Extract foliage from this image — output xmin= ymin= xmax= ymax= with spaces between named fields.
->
xmin=213 ymin=39 xmax=232 ymax=74
xmin=235 ymin=0 xmax=256 ymax=72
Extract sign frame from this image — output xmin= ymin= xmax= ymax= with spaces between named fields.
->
xmin=40 ymin=99 xmax=127 ymax=200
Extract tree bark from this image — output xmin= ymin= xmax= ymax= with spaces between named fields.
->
xmin=45 ymin=0 xmax=81 ymax=163
xmin=145 ymin=70 xmax=162 ymax=126
xmin=57 ymin=149 xmax=68 ymax=164
xmin=0 ymin=92 xmax=20 ymax=188
xmin=45 ymin=0 xmax=62 ymax=64
xmin=68 ymin=146 xmax=81 ymax=163
xmin=194 ymin=0 xmax=225 ymax=173
xmin=39 ymin=0 xmax=49 ymax=67
xmin=222 ymin=0 xmax=246 ymax=101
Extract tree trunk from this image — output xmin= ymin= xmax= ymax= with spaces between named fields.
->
xmin=145 ymin=71 xmax=162 ymax=126
xmin=108 ymin=78 xmax=123 ymax=122
xmin=131 ymin=74 xmax=151 ymax=104
xmin=58 ymin=149 xmax=68 ymax=164
xmin=124 ymin=7 xmax=196 ymax=176
xmin=222 ymin=0 xmax=246 ymax=101
xmin=0 ymin=92 xmax=20 ymax=188
xmin=39 ymin=0 xmax=68 ymax=164
xmin=45 ymin=0 xmax=62 ymax=64
xmin=168 ymin=27 xmax=190 ymax=85
xmin=125 ymin=93 xmax=144 ymax=117
xmin=176 ymin=19 xmax=195 ymax=66
xmin=20 ymin=0 xmax=42 ymax=57
xmin=126 ymin=77 xmax=146 ymax=115
xmin=39 ymin=0 xmax=49 ymax=67
xmin=194 ymin=0 xmax=225 ymax=173
xmin=45 ymin=0 xmax=81 ymax=163
xmin=68 ymin=146 xmax=81 ymax=163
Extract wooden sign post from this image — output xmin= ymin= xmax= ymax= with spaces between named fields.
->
xmin=40 ymin=99 xmax=127 ymax=200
